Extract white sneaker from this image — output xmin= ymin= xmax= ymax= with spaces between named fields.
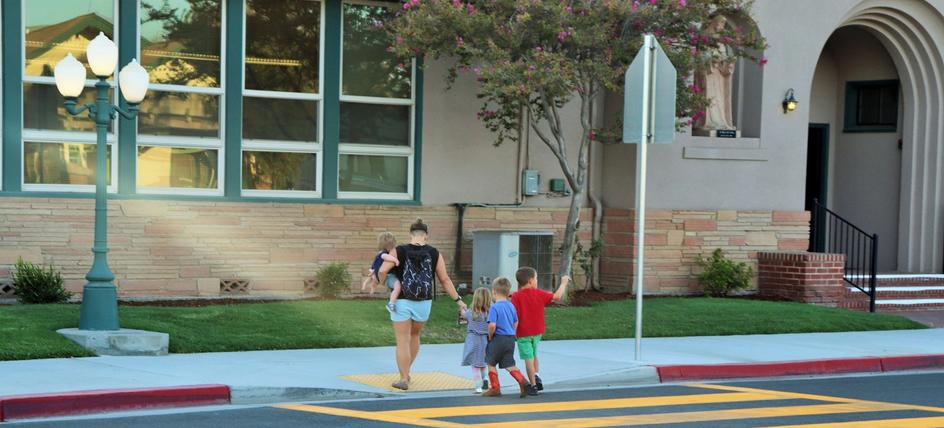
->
xmin=474 ymin=387 xmax=483 ymax=394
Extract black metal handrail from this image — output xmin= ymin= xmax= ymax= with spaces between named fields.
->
xmin=810 ymin=199 xmax=878 ymax=312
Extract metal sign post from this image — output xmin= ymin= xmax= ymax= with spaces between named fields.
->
xmin=623 ymin=34 xmax=677 ymax=361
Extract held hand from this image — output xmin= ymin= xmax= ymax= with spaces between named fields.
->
xmin=457 ymin=300 xmax=468 ymax=311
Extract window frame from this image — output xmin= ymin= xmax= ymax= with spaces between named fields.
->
xmin=843 ymin=79 xmax=900 ymax=134
xmin=240 ymin=0 xmax=325 ymax=199
xmin=134 ymin=0 xmax=227 ymax=196
xmin=20 ymin=0 xmax=120 ymax=193
xmin=337 ymin=0 xmax=415 ymax=201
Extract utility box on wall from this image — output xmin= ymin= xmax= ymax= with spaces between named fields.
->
xmin=522 ymin=170 xmax=540 ymax=196
xmin=472 ymin=231 xmax=554 ymax=291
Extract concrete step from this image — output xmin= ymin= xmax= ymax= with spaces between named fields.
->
xmin=846 ymin=285 xmax=944 ymax=299
xmin=843 ymin=295 xmax=944 ymax=311
xmin=876 ymin=274 xmax=944 ymax=287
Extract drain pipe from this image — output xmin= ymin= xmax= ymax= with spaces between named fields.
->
xmin=453 ymin=203 xmax=468 ymax=274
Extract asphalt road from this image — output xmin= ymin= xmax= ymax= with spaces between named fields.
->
xmin=9 ymin=372 xmax=944 ymax=427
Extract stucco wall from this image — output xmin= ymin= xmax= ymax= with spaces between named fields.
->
xmin=420 ymin=59 xmax=590 ymax=208
xmin=814 ymin=27 xmax=902 ymax=271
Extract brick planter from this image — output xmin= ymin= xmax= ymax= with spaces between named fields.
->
xmin=757 ymin=252 xmax=845 ymax=307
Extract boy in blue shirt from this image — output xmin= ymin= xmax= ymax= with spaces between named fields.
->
xmin=483 ymin=277 xmax=532 ymax=398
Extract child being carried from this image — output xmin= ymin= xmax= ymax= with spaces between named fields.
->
xmin=360 ymin=232 xmax=402 ymax=312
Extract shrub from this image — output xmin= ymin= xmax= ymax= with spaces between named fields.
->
xmin=12 ymin=258 xmax=72 ymax=304
xmin=315 ymin=262 xmax=353 ymax=299
xmin=695 ymin=249 xmax=754 ymax=297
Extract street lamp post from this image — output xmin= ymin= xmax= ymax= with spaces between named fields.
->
xmin=54 ymin=32 xmax=149 ymax=331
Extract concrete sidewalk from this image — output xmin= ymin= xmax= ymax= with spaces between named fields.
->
xmin=3 ymin=328 xmax=944 ymax=401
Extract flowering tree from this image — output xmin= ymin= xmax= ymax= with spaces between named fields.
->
xmin=389 ymin=0 xmax=766 ymax=281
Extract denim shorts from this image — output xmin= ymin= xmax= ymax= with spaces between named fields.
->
xmin=390 ymin=299 xmax=432 ymax=322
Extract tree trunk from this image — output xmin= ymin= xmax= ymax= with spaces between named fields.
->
xmin=557 ymin=179 xmax=585 ymax=301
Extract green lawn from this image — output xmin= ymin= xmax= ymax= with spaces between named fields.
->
xmin=0 ymin=297 xmax=926 ymax=361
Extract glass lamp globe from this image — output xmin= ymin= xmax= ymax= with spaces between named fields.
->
xmin=86 ymin=32 xmax=118 ymax=77
xmin=54 ymin=53 xmax=87 ymax=97
xmin=119 ymin=59 xmax=150 ymax=104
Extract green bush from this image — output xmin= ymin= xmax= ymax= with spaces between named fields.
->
xmin=12 ymin=258 xmax=72 ymax=304
xmin=695 ymin=249 xmax=754 ymax=297
xmin=315 ymin=262 xmax=353 ymax=299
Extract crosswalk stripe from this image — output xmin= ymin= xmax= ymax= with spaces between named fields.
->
xmin=762 ymin=416 xmax=944 ymax=427
xmin=380 ymin=392 xmax=779 ymax=419
xmin=469 ymin=402 xmax=909 ymax=428
xmin=272 ymin=403 xmax=467 ymax=428
xmin=689 ymin=383 xmax=944 ymax=414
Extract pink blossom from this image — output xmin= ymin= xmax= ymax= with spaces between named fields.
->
xmin=403 ymin=2 xmax=410 ymax=10
xmin=688 ymin=84 xmax=701 ymax=94
xmin=589 ymin=131 xmax=597 ymax=141
xmin=467 ymin=3 xmax=475 ymax=14
xmin=632 ymin=1 xmax=639 ymax=12
xmin=565 ymin=6 xmax=573 ymax=13
xmin=760 ymin=57 xmax=768 ymax=66
xmin=456 ymin=36 xmax=465 ymax=48
xmin=396 ymin=36 xmax=404 ymax=45
xmin=649 ymin=0 xmax=657 ymax=5
xmin=678 ymin=0 xmax=686 ymax=7
xmin=452 ymin=0 xmax=461 ymax=6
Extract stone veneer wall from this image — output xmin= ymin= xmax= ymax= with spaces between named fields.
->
xmin=0 ymin=198 xmax=588 ymax=297
xmin=0 ymin=198 xmax=811 ymax=298
xmin=600 ymin=209 xmax=811 ymax=294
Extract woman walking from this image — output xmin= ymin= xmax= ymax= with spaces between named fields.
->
xmin=378 ymin=219 xmax=467 ymax=390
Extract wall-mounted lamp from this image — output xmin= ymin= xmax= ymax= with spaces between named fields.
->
xmin=783 ymin=88 xmax=798 ymax=113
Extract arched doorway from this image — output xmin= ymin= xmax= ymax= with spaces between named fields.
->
xmin=808 ymin=1 xmax=944 ymax=273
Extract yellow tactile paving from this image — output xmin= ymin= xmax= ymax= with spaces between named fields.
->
xmin=341 ymin=371 xmax=474 ymax=392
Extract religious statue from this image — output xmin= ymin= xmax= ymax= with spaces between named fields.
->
xmin=695 ymin=15 xmax=738 ymax=134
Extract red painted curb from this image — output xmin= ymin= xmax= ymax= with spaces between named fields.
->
xmin=0 ymin=384 xmax=230 ymax=422
xmin=880 ymin=354 xmax=944 ymax=372
xmin=657 ymin=354 xmax=944 ymax=382
xmin=657 ymin=357 xmax=882 ymax=382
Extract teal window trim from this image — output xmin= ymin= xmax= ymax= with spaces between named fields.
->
xmin=1 ymin=0 xmax=22 ymax=192
xmin=321 ymin=0 xmax=341 ymax=200
xmin=413 ymin=57 xmax=423 ymax=204
xmin=117 ymin=1 xmax=137 ymax=194
xmin=224 ymin=0 xmax=244 ymax=198
xmin=0 ymin=0 xmax=423 ymax=204
xmin=0 ymin=190 xmax=419 ymax=206
xmin=843 ymin=79 xmax=899 ymax=134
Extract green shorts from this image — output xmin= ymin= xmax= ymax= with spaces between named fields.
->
xmin=516 ymin=334 xmax=542 ymax=360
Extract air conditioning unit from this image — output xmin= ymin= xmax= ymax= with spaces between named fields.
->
xmin=472 ymin=231 xmax=554 ymax=292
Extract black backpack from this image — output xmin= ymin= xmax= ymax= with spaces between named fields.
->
xmin=397 ymin=245 xmax=437 ymax=300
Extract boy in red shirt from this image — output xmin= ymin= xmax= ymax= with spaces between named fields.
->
xmin=510 ymin=267 xmax=570 ymax=395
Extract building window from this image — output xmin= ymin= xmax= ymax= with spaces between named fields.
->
xmin=241 ymin=0 xmax=323 ymax=196
xmin=137 ymin=0 xmax=223 ymax=194
xmin=22 ymin=0 xmax=117 ymax=191
xmin=338 ymin=1 xmax=413 ymax=199
xmin=844 ymin=80 xmax=899 ymax=133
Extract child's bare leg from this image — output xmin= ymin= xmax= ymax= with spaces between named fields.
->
xmin=524 ymin=359 xmax=537 ymax=385
xmin=388 ymin=281 xmax=401 ymax=303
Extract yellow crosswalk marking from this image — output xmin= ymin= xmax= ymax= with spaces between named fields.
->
xmin=272 ymin=403 xmax=468 ymax=428
xmin=762 ymin=416 xmax=944 ymax=427
xmin=381 ymin=392 xmax=779 ymax=419
xmin=470 ymin=402 xmax=909 ymax=428
xmin=272 ymin=383 xmax=944 ymax=427
xmin=690 ymin=383 xmax=944 ymax=414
